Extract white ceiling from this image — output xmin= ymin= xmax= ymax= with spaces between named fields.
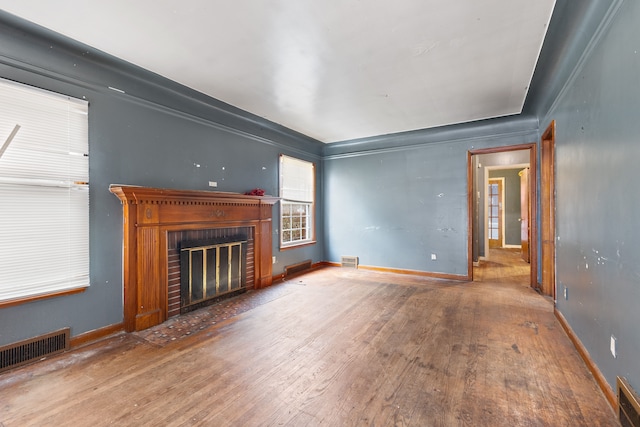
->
xmin=0 ymin=1 xmax=556 ymax=143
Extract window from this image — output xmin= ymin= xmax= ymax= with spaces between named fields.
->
xmin=0 ymin=78 xmax=89 ymax=304
xmin=279 ymin=154 xmax=315 ymax=248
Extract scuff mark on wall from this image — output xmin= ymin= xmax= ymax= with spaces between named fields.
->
xmin=437 ymin=227 xmax=456 ymax=233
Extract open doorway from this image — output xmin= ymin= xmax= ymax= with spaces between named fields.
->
xmin=486 ymin=164 xmax=530 ymax=256
xmin=467 ymin=144 xmax=537 ymax=288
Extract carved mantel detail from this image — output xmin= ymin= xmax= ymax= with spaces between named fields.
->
xmin=110 ymin=185 xmax=279 ymax=332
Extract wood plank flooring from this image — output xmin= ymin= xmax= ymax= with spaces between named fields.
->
xmin=0 ymin=252 xmax=618 ymax=426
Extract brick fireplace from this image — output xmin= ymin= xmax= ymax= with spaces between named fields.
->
xmin=169 ymin=227 xmax=252 ymax=316
xmin=110 ymin=185 xmax=278 ymax=332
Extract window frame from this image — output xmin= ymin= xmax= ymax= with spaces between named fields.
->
xmin=279 ymin=154 xmax=316 ymax=249
xmin=0 ymin=78 xmax=89 ymax=307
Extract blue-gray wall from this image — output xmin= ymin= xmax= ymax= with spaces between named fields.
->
xmin=323 ymin=119 xmax=537 ymax=276
xmin=541 ymin=0 xmax=639 ymax=394
xmin=0 ymin=13 xmax=324 ymax=345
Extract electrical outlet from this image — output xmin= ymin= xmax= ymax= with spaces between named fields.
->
xmin=563 ymin=286 xmax=568 ymax=300
xmin=208 ymin=181 xmax=217 ymax=187
xmin=272 ymin=256 xmax=276 ymax=264
xmin=431 ymin=253 xmax=437 ymax=260
xmin=610 ymin=335 xmax=617 ymax=358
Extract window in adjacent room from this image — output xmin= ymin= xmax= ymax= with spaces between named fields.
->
xmin=0 ymin=78 xmax=89 ymax=305
xmin=279 ymin=154 xmax=315 ymax=248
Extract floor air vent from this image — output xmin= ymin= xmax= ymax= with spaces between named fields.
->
xmin=284 ymin=259 xmax=312 ymax=277
xmin=341 ymin=256 xmax=358 ymax=268
xmin=0 ymin=328 xmax=70 ymax=373
xmin=618 ymin=376 xmax=640 ymax=427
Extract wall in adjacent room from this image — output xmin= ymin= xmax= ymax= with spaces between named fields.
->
xmin=489 ymin=169 xmax=523 ymax=247
xmin=0 ymin=13 xmax=324 ymax=345
xmin=543 ymin=0 xmax=639 ymax=392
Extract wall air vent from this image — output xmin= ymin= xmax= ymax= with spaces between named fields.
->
xmin=618 ymin=376 xmax=640 ymax=427
xmin=284 ymin=259 xmax=312 ymax=277
xmin=0 ymin=328 xmax=70 ymax=373
xmin=341 ymin=256 xmax=359 ymax=269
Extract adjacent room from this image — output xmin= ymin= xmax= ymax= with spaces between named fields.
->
xmin=1 ymin=0 xmax=638 ymax=425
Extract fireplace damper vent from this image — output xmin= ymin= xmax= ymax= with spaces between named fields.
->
xmin=180 ymin=238 xmax=247 ymax=313
xmin=618 ymin=376 xmax=640 ymax=427
xmin=0 ymin=328 xmax=70 ymax=373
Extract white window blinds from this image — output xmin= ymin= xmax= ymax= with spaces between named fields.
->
xmin=280 ymin=155 xmax=314 ymax=203
xmin=0 ymin=78 xmax=89 ymax=302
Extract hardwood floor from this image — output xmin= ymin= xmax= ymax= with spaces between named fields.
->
xmin=474 ymin=248 xmax=531 ymax=286
xmin=0 ymin=259 xmax=618 ymax=426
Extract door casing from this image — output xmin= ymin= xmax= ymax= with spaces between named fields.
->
xmin=540 ymin=121 xmax=556 ymax=298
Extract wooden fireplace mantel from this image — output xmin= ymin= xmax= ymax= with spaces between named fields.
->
xmin=110 ymin=185 xmax=279 ymax=332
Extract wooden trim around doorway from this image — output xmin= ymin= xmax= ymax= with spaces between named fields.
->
xmin=540 ymin=121 xmax=556 ymax=298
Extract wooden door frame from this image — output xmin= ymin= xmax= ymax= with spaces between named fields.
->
xmin=467 ymin=143 xmax=537 ymax=288
xmin=540 ymin=120 xmax=556 ymax=298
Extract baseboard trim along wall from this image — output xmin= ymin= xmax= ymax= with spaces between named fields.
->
xmin=555 ymin=308 xmax=617 ymax=410
xmin=70 ymin=323 xmax=125 ymax=349
xmin=318 ymin=262 xmax=468 ymax=281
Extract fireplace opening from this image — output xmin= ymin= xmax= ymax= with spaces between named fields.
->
xmin=180 ymin=236 xmax=248 ymax=314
